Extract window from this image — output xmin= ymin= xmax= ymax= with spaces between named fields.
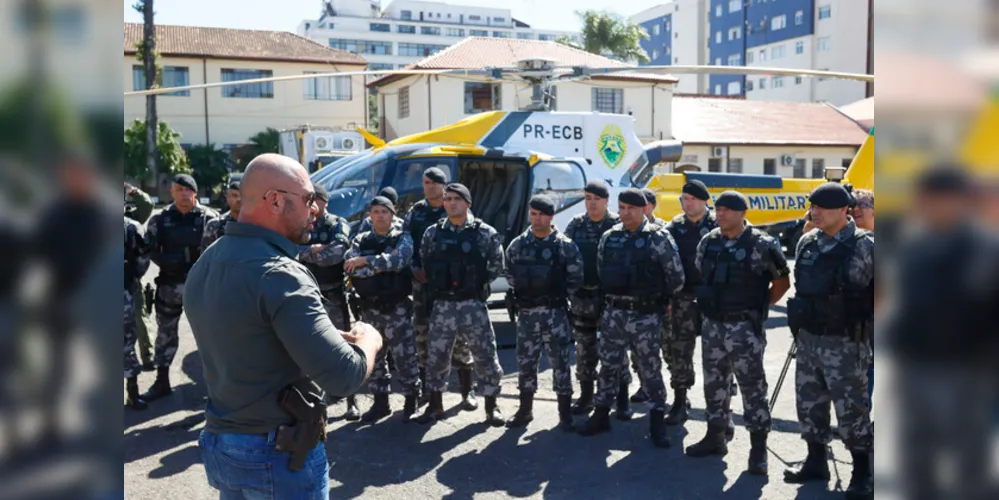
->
xmin=708 ymin=158 xmax=722 ymax=172
xmin=324 ymin=155 xmax=390 ymax=219
xmin=714 ymin=84 xmax=722 ymax=95
xmin=592 ymin=88 xmax=624 ymax=113
xmin=759 ymin=77 xmax=766 ymax=89
xmin=493 ymin=31 xmax=511 ymax=38
xmin=397 ymin=25 xmax=415 ymax=34
xmin=133 ymin=65 xmax=190 ymax=96
xmin=445 ymin=28 xmax=465 ymax=37
xmin=795 ymin=41 xmax=804 ymax=54
xmin=819 ymin=5 xmax=832 ymax=19
xmin=795 ymin=10 xmax=804 ymax=25
xmin=793 ymin=159 xmax=806 ymax=178
xmin=494 ymin=17 xmax=505 ymax=23
xmin=464 ymin=82 xmax=501 ymax=114
xmin=666 ymin=45 xmax=671 ymax=55
xmin=329 ymin=39 xmax=393 ymax=55
xmin=516 ymin=32 xmax=532 ymax=39
xmin=652 ymin=49 xmax=659 ymax=60
xmin=746 ymin=80 xmax=754 ymax=91
xmin=303 ymin=73 xmax=351 ymax=101
xmin=368 ymin=63 xmax=394 ymax=73
xmin=421 ymin=26 xmax=440 ymax=35
xmin=729 ymin=0 xmax=742 ymax=12
xmin=397 ymin=43 xmax=448 ymax=57
xmin=400 ymin=10 xmax=412 ymax=20
xmin=773 ymin=76 xmax=784 ymax=88
xmin=727 ymin=54 xmax=741 ymax=65
xmin=715 ymin=31 xmax=722 ymax=43
xmin=538 ymin=34 xmax=556 ymax=41
xmin=817 ymin=37 xmax=831 ymax=51
xmin=370 ymin=23 xmax=390 ymax=32
xmin=811 ymin=158 xmax=825 ymax=179
xmin=795 ymin=76 xmax=803 ymax=85
xmin=727 ymin=81 xmax=741 ymax=94
xmin=771 ymin=14 xmax=787 ymax=31
xmin=842 ymin=158 xmax=853 ymax=168
xmin=747 ymin=51 xmax=754 ymax=63
xmin=470 ymin=29 xmax=488 ymax=36
xmin=398 ymin=86 xmax=410 ymax=119
xmin=772 ymin=45 xmax=785 ymax=59
xmin=728 ymin=27 xmax=741 ymax=40
xmin=728 ymin=158 xmax=743 ymax=173
xmin=532 ymin=161 xmax=586 ymax=211
xmin=666 ymin=20 xmax=671 ymax=31
xmin=221 ymin=69 xmax=273 ymax=98
xmin=468 ymin=15 xmax=481 ymax=21
xmin=716 ymin=4 xmax=723 ymax=17
xmin=764 ymin=159 xmax=776 ymax=175
xmin=391 ymin=158 xmax=456 ymax=213
xmin=653 ymin=24 xmax=660 ymax=36
xmin=715 ymin=57 xmax=722 ymax=65
xmin=759 ymin=49 xmax=767 ymax=61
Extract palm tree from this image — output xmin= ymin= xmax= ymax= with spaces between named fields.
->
xmin=134 ymin=0 xmax=159 ymax=192
xmin=557 ymin=10 xmax=650 ymax=64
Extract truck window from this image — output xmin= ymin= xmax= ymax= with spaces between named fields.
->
xmin=322 ymin=154 xmax=389 ymax=220
xmin=391 ymin=157 xmax=457 ymax=214
xmin=532 ymin=161 xmax=586 ymax=212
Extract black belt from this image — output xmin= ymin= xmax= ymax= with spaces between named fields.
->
xmin=357 ymin=295 xmax=408 ymax=310
xmin=516 ymin=296 xmax=568 ymax=309
xmin=604 ymin=296 xmax=662 ymax=314
xmin=704 ymin=310 xmax=757 ymax=323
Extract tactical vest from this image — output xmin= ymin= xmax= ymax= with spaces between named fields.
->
xmin=599 ymin=229 xmax=665 ymax=298
xmin=668 ymin=216 xmax=717 ymax=292
xmin=124 ymin=219 xmax=140 ymax=288
xmin=698 ymin=230 xmax=769 ymax=317
xmin=155 ymin=208 xmax=207 ymax=283
xmin=426 ymin=220 xmax=489 ymax=301
xmin=305 ymin=214 xmax=347 ymax=290
xmin=350 ymin=231 xmax=413 ymax=300
xmin=407 ymin=201 xmax=447 ymax=261
xmin=511 ymin=234 xmax=566 ymax=307
xmin=567 ymin=214 xmax=619 ymax=287
xmin=793 ymin=231 xmax=874 ymax=335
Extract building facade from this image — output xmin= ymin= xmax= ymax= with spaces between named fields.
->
xmin=630 ymin=0 xmax=710 ymax=94
xmin=298 ymin=0 xmax=580 ymax=74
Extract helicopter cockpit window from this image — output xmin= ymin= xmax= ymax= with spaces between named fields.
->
xmin=531 ymin=161 xmax=586 ymax=212
xmin=391 ymin=157 xmax=457 ymax=213
xmin=323 ymin=154 xmax=388 ymax=220
xmin=622 ymin=150 xmax=654 ymax=188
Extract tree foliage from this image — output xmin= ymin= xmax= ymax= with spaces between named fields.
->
xmin=187 ymin=143 xmax=231 ymax=197
xmin=559 ymin=10 xmax=650 ymax=63
xmin=124 ymin=119 xmax=189 ymax=183
xmin=236 ymin=127 xmax=281 ymax=170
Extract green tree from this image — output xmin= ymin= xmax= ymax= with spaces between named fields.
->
xmin=367 ymin=92 xmax=380 ymax=134
xmin=236 ymin=127 xmax=281 ymax=169
xmin=557 ymin=10 xmax=650 ymax=63
xmin=124 ymin=119 xmax=189 ymax=184
xmin=187 ymin=143 xmax=230 ymax=197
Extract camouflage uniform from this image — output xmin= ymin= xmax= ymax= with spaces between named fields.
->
xmin=564 ymin=211 xmax=622 ymax=385
xmin=695 ymin=225 xmax=789 ymax=434
xmin=791 ymin=221 xmax=874 ymax=452
xmin=630 ymin=216 xmax=673 ymax=390
xmin=345 ymin=228 xmax=420 ymax=395
xmin=202 ymin=210 xmax=237 ymax=249
xmin=352 ymin=214 xmax=404 ymax=239
xmin=298 ymin=211 xmax=352 ymax=330
xmin=421 ymin=215 xmax=505 ymax=397
xmin=505 ymin=227 xmax=583 ymax=395
xmin=124 ymin=216 xmax=151 ymax=379
xmin=125 ymin=188 xmax=156 ymax=367
xmin=594 ymin=220 xmax=685 ymax=410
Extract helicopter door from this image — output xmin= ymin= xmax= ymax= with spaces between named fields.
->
xmin=530 ymin=160 xmax=587 ymax=231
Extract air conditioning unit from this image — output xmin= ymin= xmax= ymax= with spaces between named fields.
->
xmin=340 ymin=137 xmax=357 ymax=150
xmin=780 ymin=154 xmax=796 ymax=166
xmin=315 ymin=136 xmax=330 ymax=151
xmin=711 ymin=146 xmax=727 ymax=158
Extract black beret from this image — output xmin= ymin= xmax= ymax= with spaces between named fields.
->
xmin=715 ymin=190 xmax=749 ymax=211
xmin=424 ymin=167 xmax=449 ymax=184
xmin=682 ymin=180 xmax=710 ymax=201
xmin=528 ymin=194 xmax=556 ymax=216
xmin=641 ymin=187 xmax=658 ymax=206
xmin=370 ymin=195 xmax=396 ymax=214
xmin=227 ymin=179 xmax=241 ymax=190
xmin=172 ymin=174 xmax=197 ymax=192
xmin=445 ymin=183 xmax=472 ymax=204
xmin=378 ymin=186 xmax=398 ymax=205
xmin=584 ymin=180 xmax=610 ymax=199
xmin=314 ymin=184 xmax=329 ymax=202
xmin=916 ymin=165 xmax=972 ymax=195
xmin=618 ymin=188 xmax=647 ymax=208
xmin=808 ymin=182 xmax=853 ymax=209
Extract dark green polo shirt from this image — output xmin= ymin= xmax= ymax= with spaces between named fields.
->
xmin=185 ymin=222 xmax=368 ymax=434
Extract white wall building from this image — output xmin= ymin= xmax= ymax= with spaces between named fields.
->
xmin=298 ymin=0 xmax=580 ymax=74
xmin=630 ymin=0 xmax=710 ymax=95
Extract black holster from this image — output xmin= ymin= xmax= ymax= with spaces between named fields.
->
xmin=786 ymin=297 xmax=808 ymax=338
xmin=144 ymin=283 xmax=155 ymax=315
xmin=275 ymin=382 xmax=328 ymax=472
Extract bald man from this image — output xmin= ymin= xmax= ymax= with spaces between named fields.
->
xmin=185 ymin=154 xmax=383 ymax=498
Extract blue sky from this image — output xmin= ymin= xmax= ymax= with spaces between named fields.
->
xmin=122 ymin=0 xmax=664 ymax=33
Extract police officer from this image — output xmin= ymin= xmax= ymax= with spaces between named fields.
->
xmin=297 ymin=184 xmax=359 ymax=419
xmin=344 ymin=195 xmax=421 ymax=422
xmin=685 ymin=191 xmax=791 ymax=476
xmin=663 ymin=180 xmax=717 ymax=424
xmin=402 ymin=167 xmax=477 ymax=410
xmin=353 ymin=186 xmax=404 ymax=237
xmin=504 ymin=195 xmax=584 ymax=431
xmin=414 ymin=183 xmax=506 ymax=426
xmin=784 ymin=183 xmax=874 ymax=500
xmin=143 ymin=174 xmax=219 ymax=401
xmin=125 ymin=181 xmax=156 ymax=371
xmin=202 ymin=177 xmax=242 ymax=248
xmin=124 ymin=214 xmax=152 ymax=410
xmin=564 ymin=180 xmax=626 ymax=416
xmin=578 ymin=188 xmax=684 ymax=448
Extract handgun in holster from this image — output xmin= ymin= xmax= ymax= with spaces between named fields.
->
xmin=275 ymin=382 xmax=328 ymax=472
xmin=144 ymin=284 xmax=155 ymax=316
xmin=505 ymin=290 xmax=517 ymax=322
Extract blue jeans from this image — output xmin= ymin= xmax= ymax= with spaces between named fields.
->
xmin=199 ymin=429 xmax=329 ymax=500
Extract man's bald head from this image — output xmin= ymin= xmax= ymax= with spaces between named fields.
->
xmin=239 ymin=153 xmax=317 ymax=243
xmin=241 ymin=154 xmax=311 ymax=210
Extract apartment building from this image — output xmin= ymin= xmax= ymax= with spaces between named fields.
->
xmin=629 ymin=0 xmax=710 ymax=94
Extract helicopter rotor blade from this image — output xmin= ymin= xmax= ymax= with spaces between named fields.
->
xmin=563 ymin=64 xmax=875 ymax=82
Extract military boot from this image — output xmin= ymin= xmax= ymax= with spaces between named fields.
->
xmin=557 ymin=394 xmax=575 ymax=432
xmin=484 ymin=396 xmax=505 ymax=427
xmin=685 ymin=423 xmax=729 ymax=457
xmin=402 ymin=393 xmax=418 ymax=420
xmin=649 ymin=409 xmax=671 ymax=448
xmin=845 ymin=450 xmax=873 ymax=500
xmin=505 ymin=392 xmax=534 ymax=428
xmin=748 ymin=431 xmax=769 ymax=475
xmin=783 ymin=442 xmax=830 ymax=483
xmin=571 ymin=381 xmax=594 ymax=415
xmin=418 ymin=368 xmax=430 ymax=407
xmin=344 ymin=395 xmax=361 ymax=421
xmin=125 ymin=376 xmax=148 ymax=410
xmin=361 ymin=393 xmax=391 ymax=423
xmin=630 ymin=386 xmax=649 ymax=403
xmin=413 ymin=391 xmax=444 ymax=425
xmin=615 ymin=382 xmax=634 ymax=421
xmin=458 ymin=368 xmax=478 ymax=411
xmin=140 ymin=367 xmax=172 ymax=402
xmin=578 ymin=406 xmax=611 ymax=436
xmin=665 ymin=388 xmax=689 ymax=425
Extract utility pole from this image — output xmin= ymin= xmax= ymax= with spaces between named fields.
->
xmin=141 ymin=0 xmax=159 ymax=193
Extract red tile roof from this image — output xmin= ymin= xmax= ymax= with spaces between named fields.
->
xmin=123 ymin=23 xmax=366 ymax=65
xmin=671 ymin=96 xmax=868 ymax=146
xmin=368 ymin=37 xmax=677 ymax=87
